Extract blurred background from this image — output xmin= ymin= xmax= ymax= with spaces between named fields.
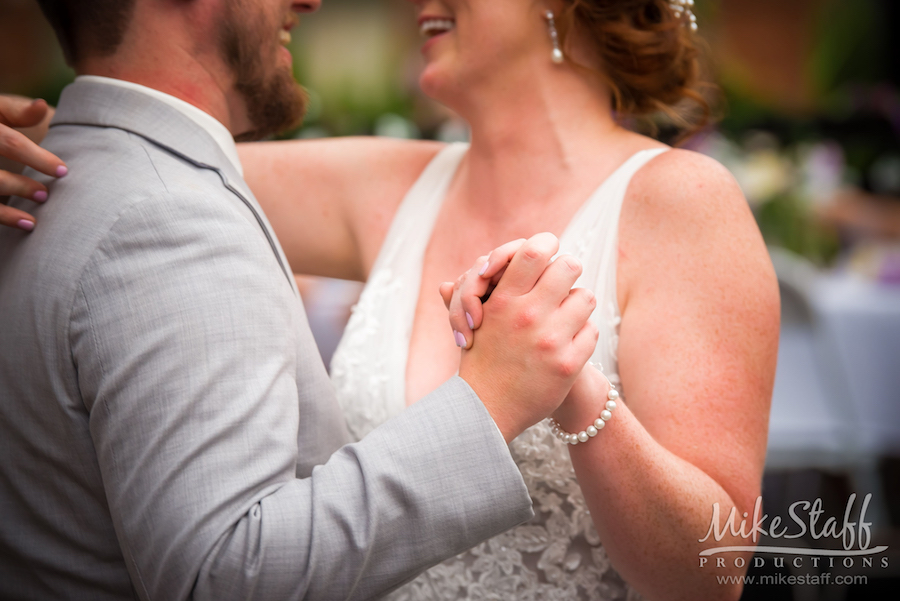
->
xmin=2 ymin=0 xmax=898 ymax=598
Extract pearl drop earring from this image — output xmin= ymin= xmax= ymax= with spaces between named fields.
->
xmin=670 ymin=0 xmax=699 ymax=31
xmin=544 ymin=11 xmax=564 ymax=64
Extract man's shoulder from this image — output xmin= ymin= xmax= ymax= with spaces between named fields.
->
xmin=43 ymin=123 xmax=229 ymax=204
xmin=5 ymin=125 xmax=261 ymax=298
xmin=30 ymin=123 xmax=250 ymax=249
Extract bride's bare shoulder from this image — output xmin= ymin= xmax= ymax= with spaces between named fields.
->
xmin=628 ymin=148 xmax=745 ymax=215
xmin=616 ymin=149 xmax=778 ymax=349
xmin=619 ymin=146 xmax=770 ymax=282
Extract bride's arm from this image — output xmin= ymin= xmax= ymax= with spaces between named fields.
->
xmin=444 ymin=150 xmax=776 ymax=600
xmin=238 ymin=138 xmax=443 ymax=281
xmin=555 ymin=150 xmax=779 ymax=601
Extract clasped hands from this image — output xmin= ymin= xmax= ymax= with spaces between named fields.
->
xmin=441 ymin=234 xmax=614 ymax=443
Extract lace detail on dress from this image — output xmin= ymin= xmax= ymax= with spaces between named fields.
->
xmin=330 ymin=269 xmax=403 ymax=439
xmin=332 ymin=145 xmax=667 ymax=600
xmin=384 ymin=385 xmax=637 ymax=601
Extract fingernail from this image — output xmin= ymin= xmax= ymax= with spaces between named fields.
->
xmin=33 ymin=190 xmax=48 ymax=202
xmin=478 ymin=261 xmax=489 ymax=276
xmin=466 ymin=312 xmax=474 ymax=329
xmin=454 ymin=331 xmax=466 ymax=348
xmin=56 ymin=165 xmax=68 ymax=178
xmin=17 ymin=219 xmax=35 ymax=232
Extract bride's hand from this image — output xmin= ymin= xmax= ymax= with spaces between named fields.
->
xmin=439 ymin=237 xmax=527 ymax=348
xmin=0 ymin=95 xmax=67 ymax=232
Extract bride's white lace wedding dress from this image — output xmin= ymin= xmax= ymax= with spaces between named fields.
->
xmin=331 ymin=143 xmax=665 ymax=600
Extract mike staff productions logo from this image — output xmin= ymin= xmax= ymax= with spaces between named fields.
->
xmin=699 ymin=493 xmax=889 ymax=571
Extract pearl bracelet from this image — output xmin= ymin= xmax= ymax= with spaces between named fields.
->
xmin=547 ymin=363 xmax=619 ymax=445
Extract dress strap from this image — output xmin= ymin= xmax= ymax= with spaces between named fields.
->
xmin=558 ymin=147 xmax=669 ymax=391
xmin=561 ymin=147 xmax=669 ymax=252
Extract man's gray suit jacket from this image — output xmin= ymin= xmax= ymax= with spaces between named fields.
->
xmin=0 ymin=80 xmax=532 ymax=601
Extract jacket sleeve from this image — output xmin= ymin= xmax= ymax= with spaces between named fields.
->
xmin=70 ymin=191 xmax=533 ymax=601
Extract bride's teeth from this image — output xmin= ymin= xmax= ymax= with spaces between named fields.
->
xmin=279 ymin=30 xmax=291 ymax=45
xmin=419 ymin=19 xmax=455 ymax=38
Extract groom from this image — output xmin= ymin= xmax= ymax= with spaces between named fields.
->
xmin=0 ymin=0 xmax=597 ymax=600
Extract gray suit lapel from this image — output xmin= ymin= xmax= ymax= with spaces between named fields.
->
xmin=51 ymin=80 xmax=298 ymax=295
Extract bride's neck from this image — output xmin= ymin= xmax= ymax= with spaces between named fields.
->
xmin=449 ymin=64 xmax=627 ymax=215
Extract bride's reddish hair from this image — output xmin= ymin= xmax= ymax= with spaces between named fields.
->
xmin=559 ymin=0 xmax=713 ymax=140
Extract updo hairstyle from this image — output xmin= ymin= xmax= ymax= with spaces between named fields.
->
xmin=558 ymin=0 xmax=712 ymax=140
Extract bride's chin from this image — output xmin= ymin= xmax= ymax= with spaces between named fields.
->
xmin=419 ymin=61 xmax=469 ymax=102
xmin=418 ymin=66 xmax=449 ymax=101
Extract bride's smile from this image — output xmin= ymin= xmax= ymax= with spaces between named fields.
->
xmin=418 ymin=15 xmax=455 ymax=55
xmin=410 ymin=0 xmax=582 ymax=117
xmin=418 ymin=17 xmax=455 ymax=39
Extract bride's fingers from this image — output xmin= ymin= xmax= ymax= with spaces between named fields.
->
xmin=447 ymin=235 xmax=554 ymax=348
xmin=450 ymin=238 xmax=528 ymax=340
xmin=0 ymin=97 xmax=50 ymax=129
xmin=0 ymin=204 xmax=36 ymax=232
xmin=0 ymin=170 xmax=50 ymax=205
xmin=462 ymin=263 xmax=512 ymax=329
xmin=442 ymin=256 xmax=482 ymax=349
xmin=447 ymin=255 xmax=491 ymax=349
xmin=0 ymin=123 xmax=67 ymax=179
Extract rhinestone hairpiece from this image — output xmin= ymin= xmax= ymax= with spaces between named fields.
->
xmin=670 ymin=0 xmax=698 ymax=32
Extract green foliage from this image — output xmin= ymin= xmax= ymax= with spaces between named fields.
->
xmin=755 ymin=194 xmax=841 ymax=266
xmin=812 ymin=0 xmax=885 ymax=94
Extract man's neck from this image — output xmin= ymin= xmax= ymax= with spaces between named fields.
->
xmin=76 ymin=0 xmax=253 ymax=140
xmin=78 ymin=60 xmax=249 ymax=136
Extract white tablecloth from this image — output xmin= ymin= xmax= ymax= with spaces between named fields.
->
xmin=767 ymin=268 xmax=900 ymax=469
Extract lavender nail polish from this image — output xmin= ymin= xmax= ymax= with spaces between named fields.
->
xmin=455 ymin=331 xmax=466 ymax=348
xmin=17 ymin=219 xmax=35 ymax=232
xmin=479 ymin=262 xmax=490 ymax=276
xmin=56 ymin=165 xmax=68 ymax=178
xmin=33 ymin=190 xmax=48 ymax=202
xmin=466 ymin=312 xmax=474 ymax=329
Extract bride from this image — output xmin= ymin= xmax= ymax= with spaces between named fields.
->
xmin=1 ymin=0 xmax=778 ymax=599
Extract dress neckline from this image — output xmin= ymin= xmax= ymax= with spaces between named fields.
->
xmin=557 ymin=148 xmax=667 ymax=246
xmin=398 ymin=144 xmax=669 ymax=406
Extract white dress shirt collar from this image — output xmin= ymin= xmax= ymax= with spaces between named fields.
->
xmin=75 ymin=75 xmax=243 ymax=177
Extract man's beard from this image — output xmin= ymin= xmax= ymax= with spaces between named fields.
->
xmin=219 ymin=5 xmax=307 ymax=142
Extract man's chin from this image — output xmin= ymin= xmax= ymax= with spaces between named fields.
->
xmin=235 ymin=78 xmax=307 ymax=142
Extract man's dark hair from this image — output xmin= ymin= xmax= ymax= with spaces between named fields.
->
xmin=35 ymin=0 xmax=136 ymax=66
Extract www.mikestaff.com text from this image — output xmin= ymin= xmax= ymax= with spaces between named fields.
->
xmin=716 ymin=573 xmax=867 ymax=586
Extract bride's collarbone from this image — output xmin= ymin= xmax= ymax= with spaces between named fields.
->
xmin=431 ymin=203 xmax=577 ymax=253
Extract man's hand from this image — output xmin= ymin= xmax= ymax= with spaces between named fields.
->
xmin=0 ymin=96 xmax=66 ymax=232
xmin=451 ymin=233 xmax=598 ymax=442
